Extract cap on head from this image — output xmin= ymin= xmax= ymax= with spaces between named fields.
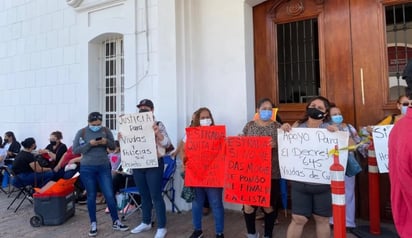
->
xmin=136 ymin=99 xmax=154 ymax=109
xmin=88 ymin=112 xmax=103 ymax=122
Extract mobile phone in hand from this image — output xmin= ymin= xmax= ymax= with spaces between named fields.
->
xmin=96 ymin=137 xmax=102 ymax=141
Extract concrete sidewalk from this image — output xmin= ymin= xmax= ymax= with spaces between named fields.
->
xmin=0 ymin=189 xmax=398 ymax=238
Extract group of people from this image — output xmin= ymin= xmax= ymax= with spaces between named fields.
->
xmin=1 ymin=94 xmax=410 ymax=238
xmin=175 ymin=94 xmax=411 ymax=238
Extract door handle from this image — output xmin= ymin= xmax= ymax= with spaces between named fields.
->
xmin=360 ymin=68 xmax=365 ymax=105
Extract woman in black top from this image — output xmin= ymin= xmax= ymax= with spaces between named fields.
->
xmin=39 ymin=131 xmax=67 ymax=169
xmin=12 ymin=138 xmax=55 ymax=187
xmin=3 ymin=131 xmax=21 ymax=162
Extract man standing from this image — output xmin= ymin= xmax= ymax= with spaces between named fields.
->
xmin=388 ymin=102 xmax=412 ymax=238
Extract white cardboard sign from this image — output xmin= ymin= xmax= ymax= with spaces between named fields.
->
xmin=277 ymin=128 xmax=349 ymax=184
xmin=118 ymin=112 xmax=158 ymax=169
xmin=372 ymin=125 xmax=393 ymax=173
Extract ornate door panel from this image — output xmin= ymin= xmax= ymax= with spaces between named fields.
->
xmin=253 ymin=0 xmax=410 ymax=221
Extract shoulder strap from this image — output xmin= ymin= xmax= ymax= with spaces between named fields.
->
xmin=390 ymin=114 xmax=396 ymax=124
xmin=347 ymin=124 xmax=354 ymax=139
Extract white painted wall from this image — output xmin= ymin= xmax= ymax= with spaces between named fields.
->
xmin=0 ymin=0 xmax=82 ymax=147
xmin=0 ymin=0 xmax=263 ymax=211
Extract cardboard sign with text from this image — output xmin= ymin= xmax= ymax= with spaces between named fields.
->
xmin=372 ymin=125 xmax=393 ymax=173
xmin=277 ymin=128 xmax=349 ymax=184
xmin=224 ymin=136 xmax=271 ymax=207
xmin=118 ymin=112 xmax=158 ymax=169
xmin=184 ymin=126 xmax=226 ymax=187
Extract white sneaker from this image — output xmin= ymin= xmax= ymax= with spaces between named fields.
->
xmin=247 ymin=232 xmax=260 ymax=238
xmin=130 ymin=223 xmax=152 ymax=234
xmin=154 ymin=228 xmax=167 ymax=238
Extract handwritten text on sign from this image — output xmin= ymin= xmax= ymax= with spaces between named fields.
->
xmin=224 ymin=136 xmax=271 ymax=207
xmin=277 ymin=128 xmax=348 ymax=184
xmin=184 ymin=126 xmax=226 ymax=188
xmin=118 ymin=112 xmax=158 ymax=169
xmin=372 ymin=125 xmax=393 ymax=173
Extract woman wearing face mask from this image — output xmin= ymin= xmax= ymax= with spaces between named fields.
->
xmin=186 ymin=107 xmax=225 ymax=238
xmin=38 ymin=131 xmax=67 ymax=169
xmin=280 ymin=96 xmax=337 ymax=238
xmin=377 ymin=95 xmax=411 ymax=125
xmin=241 ymin=98 xmax=282 ymax=238
xmin=12 ymin=137 xmax=56 ymax=187
xmin=73 ymin=112 xmax=129 ymax=237
xmin=359 ymin=95 xmax=412 ymax=157
xmin=363 ymin=95 xmax=411 ymax=134
xmin=328 ymin=104 xmax=362 ymax=232
xmin=130 ymin=99 xmax=171 ymax=238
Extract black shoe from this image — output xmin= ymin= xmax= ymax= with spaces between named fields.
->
xmin=77 ymin=195 xmax=87 ymax=204
xmin=112 ymin=220 xmax=129 ymax=231
xmin=89 ymin=222 xmax=97 ymax=237
xmin=216 ymin=233 xmax=224 ymax=238
xmin=189 ymin=230 xmax=203 ymax=238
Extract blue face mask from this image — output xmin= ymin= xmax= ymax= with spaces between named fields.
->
xmin=331 ymin=115 xmax=343 ymax=124
xmin=259 ymin=110 xmax=272 ymax=121
xmin=401 ymin=105 xmax=408 ymax=115
xmin=89 ymin=125 xmax=102 ymax=132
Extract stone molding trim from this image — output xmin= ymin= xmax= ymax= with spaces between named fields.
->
xmin=66 ymin=0 xmax=126 ymax=12
xmin=286 ymin=0 xmax=304 ymax=16
xmin=66 ymin=0 xmax=83 ymax=8
xmin=268 ymin=0 xmax=325 ymax=18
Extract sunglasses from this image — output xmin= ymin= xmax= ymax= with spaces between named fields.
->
xmin=89 ymin=115 xmax=103 ymax=122
xmin=401 ymin=102 xmax=412 ymax=107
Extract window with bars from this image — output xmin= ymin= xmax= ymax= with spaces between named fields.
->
xmin=102 ymin=38 xmax=124 ymax=130
xmin=277 ymin=18 xmax=320 ymax=104
xmin=385 ymin=3 xmax=412 ymax=100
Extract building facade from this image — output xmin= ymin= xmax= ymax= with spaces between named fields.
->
xmin=1 ymin=0 xmax=411 ymax=218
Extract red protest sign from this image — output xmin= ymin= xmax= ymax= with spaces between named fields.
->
xmin=224 ymin=136 xmax=272 ymax=207
xmin=184 ymin=125 xmax=226 ymax=187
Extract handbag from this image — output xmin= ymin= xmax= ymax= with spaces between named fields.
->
xmin=345 ymin=151 xmax=362 ymax=177
xmin=181 ymin=186 xmax=195 ymax=203
xmin=345 ymin=124 xmax=363 ymax=177
xmin=35 ymin=154 xmax=53 ymax=168
xmin=180 ymin=172 xmax=195 ymax=202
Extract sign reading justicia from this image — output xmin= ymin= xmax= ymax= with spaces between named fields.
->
xmin=118 ymin=112 xmax=158 ymax=169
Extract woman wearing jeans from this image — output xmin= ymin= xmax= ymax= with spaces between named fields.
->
xmin=130 ymin=99 xmax=171 ymax=238
xmin=73 ymin=112 xmax=128 ymax=237
xmin=186 ymin=107 xmax=225 ymax=238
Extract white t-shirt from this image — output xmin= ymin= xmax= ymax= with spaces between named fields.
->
xmin=0 ymin=148 xmax=7 ymax=166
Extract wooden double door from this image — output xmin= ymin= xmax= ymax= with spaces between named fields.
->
xmin=253 ymin=0 xmax=410 ymax=221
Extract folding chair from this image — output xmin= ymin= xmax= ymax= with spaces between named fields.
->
xmin=162 ymin=155 xmax=181 ymax=213
xmin=4 ymin=166 xmax=34 ymax=212
xmin=118 ymin=174 xmax=142 ymax=221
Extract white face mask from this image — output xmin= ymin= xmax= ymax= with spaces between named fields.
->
xmin=199 ymin=118 xmax=212 ymax=126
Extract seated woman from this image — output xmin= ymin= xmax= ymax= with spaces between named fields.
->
xmin=38 ymin=131 xmax=67 ymax=169
xmin=53 ymin=146 xmax=82 ymax=179
xmin=52 ymin=146 xmax=86 ymax=203
xmin=12 ymin=137 xmax=56 ymax=188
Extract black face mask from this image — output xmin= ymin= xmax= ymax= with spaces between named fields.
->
xmin=139 ymin=108 xmax=150 ymax=113
xmin=3 ymin=138 xmax=8 ymax=143
xmin=307 ymin=108 xmax=326 ymax=120
xmin=50 ymin=141 xmax=57 ymax=146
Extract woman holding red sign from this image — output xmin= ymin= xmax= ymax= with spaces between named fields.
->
xmin=241 ymin=98 xmax=283 ymax=238
xmin=186 ymin=107 xmax=225 ymax=238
